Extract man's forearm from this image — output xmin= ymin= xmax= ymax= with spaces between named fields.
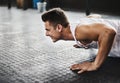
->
xmin=94 ymin=53 xmax=108 ymax=69
xmin=93 ymin=30 xmax=116 ymax=69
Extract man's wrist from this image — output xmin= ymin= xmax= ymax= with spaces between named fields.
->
xmin=92 ymin=62 xmax=99 ymax=70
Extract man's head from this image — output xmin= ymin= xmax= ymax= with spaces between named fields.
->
xmin=41 ymin=8 xmax=69 ymax=42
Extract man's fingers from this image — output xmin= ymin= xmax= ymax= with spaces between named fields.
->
xmin=70 ymin=64 xmax=86 ymax=74
xmin=70 ymin=64 xmax=81 ymax=70
xmin=70 ymin=67 xmax=80 ymax=70
xmin=73 ymin=44 xmax=80 ymax=48
xmin=78 ymin=70 xmax=85 ymax=74
xmin=70 ymin=66 xmax=79 ymax=70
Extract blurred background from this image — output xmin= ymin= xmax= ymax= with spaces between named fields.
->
xmin=0 ymin=0 xmax=120 ymax=15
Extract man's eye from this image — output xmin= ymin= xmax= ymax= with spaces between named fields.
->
xmin=46 ymin=29 xmax=49 ymax=31
xmin=45 ymin=29 xmax=49 ymax=31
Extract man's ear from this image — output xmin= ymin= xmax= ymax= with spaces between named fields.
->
xmin=56 ymin=24 xmax=63 ymax=32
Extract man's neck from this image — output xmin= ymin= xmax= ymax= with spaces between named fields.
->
xmin=61 ymin=26 xmax=74 ymax=40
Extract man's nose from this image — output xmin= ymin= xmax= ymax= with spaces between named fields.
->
xmin=46 ymin=32 xmax=49 ymax=36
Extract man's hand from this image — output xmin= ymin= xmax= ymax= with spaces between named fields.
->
xmin=73 ymin=44 xmax=89 ymax=49
xmin=70 ymin=61 xmax=98 ymax=74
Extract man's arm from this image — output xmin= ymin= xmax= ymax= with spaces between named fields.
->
xmin=94 ymin=28 xmax=116 ymax=68
xmin=70 ymin=24 xmax=116 ymax=74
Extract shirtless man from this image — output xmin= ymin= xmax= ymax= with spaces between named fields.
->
xmin=41 ymin=8 xmax=120 ymax=74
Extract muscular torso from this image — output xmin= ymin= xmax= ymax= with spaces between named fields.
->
xmin=75 ymin=23 xmax=115 ymax=45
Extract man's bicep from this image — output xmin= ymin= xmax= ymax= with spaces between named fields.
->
xmin=98 ymin=31 xmax=116 ymax=55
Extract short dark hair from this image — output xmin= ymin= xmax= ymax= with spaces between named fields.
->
xmin=41 ymin=8 xmax=69 ymax=28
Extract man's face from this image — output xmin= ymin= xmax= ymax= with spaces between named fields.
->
xmin=44 ymin=21 xmax=62 ymax=42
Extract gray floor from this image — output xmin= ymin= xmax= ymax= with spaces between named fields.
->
xmin=0 ymin=7 xmax=120 ymax=83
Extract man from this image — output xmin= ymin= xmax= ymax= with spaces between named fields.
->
xmin=41 ymin=8 xmax=120 ymax=74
